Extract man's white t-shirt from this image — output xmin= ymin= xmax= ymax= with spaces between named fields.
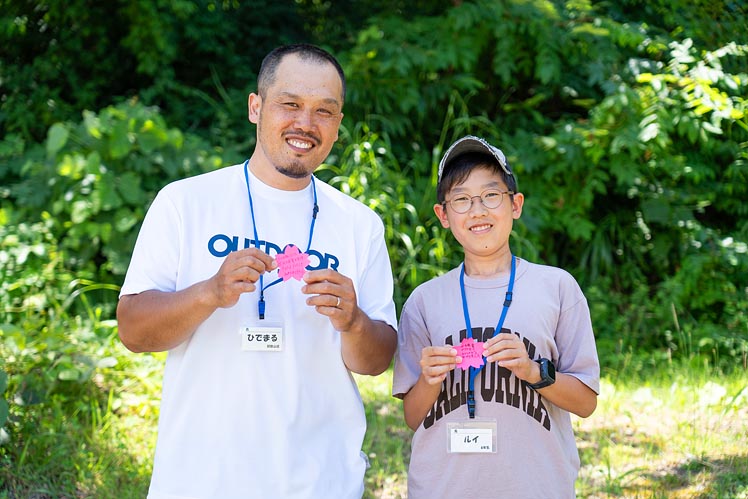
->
xmin=121 ymin=164 xmax=397 ymax=499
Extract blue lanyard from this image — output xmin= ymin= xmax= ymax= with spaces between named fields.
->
xmin=243 ymin=160 xmax=319 ymax=319
xmin=459 ymin=254 xmax=516 ymax=419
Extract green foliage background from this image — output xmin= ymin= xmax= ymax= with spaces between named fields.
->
xmin=0 ymin=0 xmax=747 ymax=496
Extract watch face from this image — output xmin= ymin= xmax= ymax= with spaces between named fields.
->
xmin=545 ymin=359 xmax=556 ymax=381
xmin=530 ymin=358 xmax=556 ymax=389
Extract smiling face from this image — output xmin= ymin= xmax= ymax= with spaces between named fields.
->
xmin=248 ymin=53 xmax=344 ymax=190
xmin=434 ymin=166 xmax=524 ymax=272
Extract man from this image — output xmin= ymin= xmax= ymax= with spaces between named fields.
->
xmin=117 ymin=44 xmax=397 ymax=499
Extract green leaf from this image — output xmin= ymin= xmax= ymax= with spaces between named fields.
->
xmin=71 ymin=200 xmax=93 ymax=224
xmin=98 ymin=179 xmax=123 ymax=211
xmin=0 ymin=399 xmax=8 ymax=428
xmin=0 ymin=371 xmax=7 ymax=393
xmin=97 ymin=357 xmax=118 ymax=369
xmin=639 ymin=123 xmax=660 ymax=142
xmin=113 ymin=207 xmax=139 ymax=233
xmin=57 ymin=369 xmax=80 ymax=381
xmin=108 ymin=121 xmax=133 ymax=159
xmin=116 ymin=172 xmax=144 ymax=205
xmin=46 ymin=123 xmax=69 ymax=158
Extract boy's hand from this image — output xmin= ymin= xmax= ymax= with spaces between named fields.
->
xmin=483 ymin=333 xmax=539 ymax=383
xmin=419 ymin=346 xmax=462 ymax=385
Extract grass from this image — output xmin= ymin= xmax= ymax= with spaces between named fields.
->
xmin=574 ymin=371 xmax=748 ymax=498
xmin=1 ymin=344 xmax=746 ymax=498
xmin=355 ymin=364 xmax=748 ymax=499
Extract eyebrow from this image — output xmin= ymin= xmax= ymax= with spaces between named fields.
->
xmin=450 ymin=181 xmax=503 ymax=193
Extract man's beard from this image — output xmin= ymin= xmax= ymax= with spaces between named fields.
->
xmin=275 ymin=160 xmax=310 ymax=179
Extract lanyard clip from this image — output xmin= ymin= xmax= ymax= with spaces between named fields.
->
xmin=503 ymin=291 xmax=513 ymax=307
xmin=467 ymin=390 xmax=476 ymax=419
xmin=258 ymin=298 xmax=266 ymax=320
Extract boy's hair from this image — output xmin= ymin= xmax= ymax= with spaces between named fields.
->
xmin=436 ymin=136 xmax=517 ymax=204
xmin=258 ymin=44 xmax=346 ymax=103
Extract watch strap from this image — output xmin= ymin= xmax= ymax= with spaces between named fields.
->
xmin=529 ymin=358 xmax=555 ymax=389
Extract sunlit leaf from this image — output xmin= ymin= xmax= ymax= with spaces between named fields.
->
xmin=46 ymin=123 xmax=69 ymax=158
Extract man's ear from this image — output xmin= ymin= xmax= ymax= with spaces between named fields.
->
xmin=248 ymin=93 xmax=261 ymax=124
xmin=433 ymin=203 xmax=450 ymax=228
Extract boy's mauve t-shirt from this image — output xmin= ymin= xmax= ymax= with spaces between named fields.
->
xmin=393 ymin=260 xmax=600 ymax=499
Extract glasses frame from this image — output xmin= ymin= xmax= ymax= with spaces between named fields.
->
xmin=443 ymin=189 xmax=515 ymax=214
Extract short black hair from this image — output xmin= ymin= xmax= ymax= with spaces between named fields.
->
xmin=257 ymin=44 xmax=346 ymax=103
xmin=436 ymin=152 xmax=517 ymax=204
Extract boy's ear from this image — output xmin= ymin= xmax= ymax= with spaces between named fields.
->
xmin=433 ymin=203 xmax=450 ymax=228
xmin=511 ymin=192 xmax=525 ymax=220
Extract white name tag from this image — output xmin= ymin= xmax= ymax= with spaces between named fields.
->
xmin=240 ymin=323 xmax=283 ymax=352
xmin=447 ymin=421 xmax=497 ymax=453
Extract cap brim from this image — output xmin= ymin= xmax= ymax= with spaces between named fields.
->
xmin=437 ymin=135 xmax=512 ymax=181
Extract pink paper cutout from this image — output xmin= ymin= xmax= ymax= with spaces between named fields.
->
xmin=455 ymin=338 xmax=485 ymax=370
xmin=275 ymin=245 xmax=310 ymax=281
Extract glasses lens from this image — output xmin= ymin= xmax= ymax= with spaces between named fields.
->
xmin=450 ymin=196 xmax=472 ymax=213
xmin=481 ymin=191 xmax=504 ymax=209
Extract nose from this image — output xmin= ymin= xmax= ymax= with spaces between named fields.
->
xmin=468 ymin=196 xmax=488 ymax=215
xmin=294 ymin=108 xmax=316 ymax=131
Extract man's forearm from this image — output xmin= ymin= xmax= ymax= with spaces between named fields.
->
xmin=117 ymin=283 xmax=218 ymax=353
xmin=341 ymin=315 xmax=397 ymax=376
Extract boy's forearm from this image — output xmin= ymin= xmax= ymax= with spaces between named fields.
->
xmin=534 ymin=373 xmax=597 ymax=418
xmin=403 ymin=375 xmax=443 ymax=431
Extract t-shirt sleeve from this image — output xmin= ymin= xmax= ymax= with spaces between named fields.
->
xmin=355 ymin=215 xmax=397 ymax=330
xmin=555 ymin=274 xmax=600 ymax=394
xmin=392 ymin=292 xmax=430 ymax=399
xmin=119 ymin=187 xmax=181 ymax=297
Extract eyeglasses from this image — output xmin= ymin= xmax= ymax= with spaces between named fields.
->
xmin=443 ymin=189 xmax=514 ymax=214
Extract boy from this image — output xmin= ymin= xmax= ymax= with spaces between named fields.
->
xmin=392 ymin=135 xmax=600 ymax=498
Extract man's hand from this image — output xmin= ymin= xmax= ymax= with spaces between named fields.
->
xmin=301 ymin=268 xmax=396 ymax=375
xmin=207 ymin=247 xmax=277 ymax=308
xmin=301 ymin=268 xmax=360 ymax=332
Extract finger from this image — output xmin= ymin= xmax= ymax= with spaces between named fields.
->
xmin=302 ymin=279 xmax=349 ymax=299
xmin=422 ymin=364 xmax=453 ymax=384
xmin=485 ymin=333 xmax=517 ymax=348
xmin=486 ymin=347 xmax=528 ymax=364
xmin=305 ymin=292 xmax=345 ymax=309
xmin=302 ymin=268 xmax=343 ymax=285
xmin=423 ymin=346 xmax=458 ymax=357
xmin=232 ymin=248 xmax=277 ymax=272
xmin=425 ymin=354 xmax=460 ymax=367
xmin=497 ymin=357 xmax=526 ymax=368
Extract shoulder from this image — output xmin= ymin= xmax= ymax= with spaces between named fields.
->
xmin=161 ymin=164 xmax=241 ymax=194
xmin=521 ymin=260 xmax=581 ymax=287
xmin=402 ymin=267 xmax=460 ymax=312
xmin=156 ymin=164 xmax=241 ymax=206
xmin=520 ymin=260 xmax=587 ymax=309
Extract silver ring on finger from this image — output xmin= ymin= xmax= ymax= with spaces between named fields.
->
xmin=336 ymin=296 xmax=341 ymax=308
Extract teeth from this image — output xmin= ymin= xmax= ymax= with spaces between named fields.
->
xmin=471 ymin=224 xmax=491 ymax=232
xmin=288 ymin=139 xmax=312 ymax=149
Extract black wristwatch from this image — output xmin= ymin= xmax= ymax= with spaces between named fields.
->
xmin=529 ymin=358 xmax=556 ymax=389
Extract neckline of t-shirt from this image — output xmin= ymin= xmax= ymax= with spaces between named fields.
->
xmin=460 ymin=258 xmax=529 ymax=289
xmin=242 ymin=163 xmax=315 ymax=203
